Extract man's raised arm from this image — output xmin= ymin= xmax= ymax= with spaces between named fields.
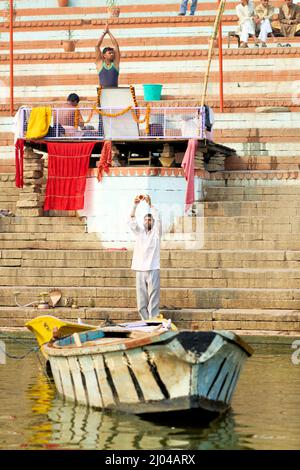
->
xmin=107 ymin=27 xmax=121 ymax=69
xmin=95 ymin=24 xmax=109 ymax=68
xmin=128 ymin=196 xmax=141 ymax=234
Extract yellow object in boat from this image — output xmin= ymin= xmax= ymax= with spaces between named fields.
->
xmin=25 ymin=315 xmax=95 ymax=356
xmin=148 ymin=313 xmax=178 ymax=331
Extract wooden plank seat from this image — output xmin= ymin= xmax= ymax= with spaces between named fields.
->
xmin=227 ymin=31 xmax=241 ymax=48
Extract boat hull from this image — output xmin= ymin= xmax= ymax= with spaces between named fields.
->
xmin=45 ymin=330 xmax=252 ymax=415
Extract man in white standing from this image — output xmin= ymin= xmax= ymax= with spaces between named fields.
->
xmin=129 ymin=194 xmax=162 ymax=320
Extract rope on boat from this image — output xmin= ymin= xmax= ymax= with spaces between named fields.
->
xmin=0 ymin=342 xmax=40 ymax=360
xmin=0 ymin=332 xmax=46 ymax=360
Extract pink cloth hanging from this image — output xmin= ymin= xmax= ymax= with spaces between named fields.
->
xmin=181 ymin=139 xmax=198 ymax=213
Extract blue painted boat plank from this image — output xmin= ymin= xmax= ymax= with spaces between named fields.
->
xmin=198 ymin=344 xmax=245 ymax=403
xmin=217 ymin=351 xmax=246 ymax=403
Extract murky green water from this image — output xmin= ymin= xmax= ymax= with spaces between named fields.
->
xmin=0 ymin=335 xmax=300 ymax=450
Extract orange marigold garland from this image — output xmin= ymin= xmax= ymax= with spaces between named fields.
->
xmin=131 ymin=104 xmax=151 ymax=135
xmin=97 ymin=86 xmax=102 ymax=107
xmin=130 ymin=85 xmax=140 ymax=119
xmin=93 ymin=105 xmax=132 ymax=118
xmin=73 ymin=85 xmax=151 ymax=135
xmin=74 ymin=108 xmax=94 ymax=127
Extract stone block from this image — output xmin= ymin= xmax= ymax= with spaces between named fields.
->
xmin=15 ymin=208 xmax=44 ymax=217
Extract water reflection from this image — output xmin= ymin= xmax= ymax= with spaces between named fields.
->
xmin=1 ymin=339 xmax=300 ymax=450
xmin=26 ymin=374 xmax=249 ymax=450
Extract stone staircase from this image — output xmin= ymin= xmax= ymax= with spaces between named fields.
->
xmin=0 ymin=177 xmax=300 ymax=334
xmin=0 ymin=1 xmax=300 ymax=334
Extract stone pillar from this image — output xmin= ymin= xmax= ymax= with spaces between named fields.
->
xmin=194 ymin=149 xmax=205 ymax=170
xmin=15 ymin=147 xmax=44 ymax=217
xmin=205 ymin=152 xmax=225 ymax=172
xmin=159 ymin=144 xmax=175 ymax=167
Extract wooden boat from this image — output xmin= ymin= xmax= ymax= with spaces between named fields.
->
xmin=27 ymin=317 xmax=253 ymax=417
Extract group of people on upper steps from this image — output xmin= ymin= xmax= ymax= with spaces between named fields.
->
xmin=177 ymin=0 xmax=300 ymax=48
xmin=236 ymin=0 xmax=300 ymax=48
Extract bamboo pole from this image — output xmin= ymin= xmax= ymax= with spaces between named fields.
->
xmin=200 ymin=0 xmax=226 ymax=108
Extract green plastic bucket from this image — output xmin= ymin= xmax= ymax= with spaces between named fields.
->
xmin=143 ymin=84 xmax=162 ymax=101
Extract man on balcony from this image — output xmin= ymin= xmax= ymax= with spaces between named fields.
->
xmin=129 ymin=195 xmax=162 ymax=321
xmin=95 ymin=24 xmax=120 ymax=88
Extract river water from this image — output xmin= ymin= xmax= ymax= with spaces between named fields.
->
xmin=0 ymin=334 xmax=299 ymax=450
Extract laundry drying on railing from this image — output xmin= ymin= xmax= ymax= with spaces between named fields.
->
xmin=16 ymin=106 xmax=213 ymax=141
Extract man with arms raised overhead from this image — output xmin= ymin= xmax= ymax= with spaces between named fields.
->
xmin=95 ymin=24 xmax=120 ymax=88
xmin=129 ymin=195 xmax=162 ymax=321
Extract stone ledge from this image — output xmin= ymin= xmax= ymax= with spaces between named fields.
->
xmin=2 ymin=99 xmax=299 ymax=115
xmin=0 ymin=307 xmax=299 ymax=334
xmin=1 ymin=47 xmax=300 ymax=63
xmin=209 ymin=170 xmax=300 ymax=181
xmin=0 ymin=16 xmax=238 ymax=31
xmin=87 ymin=167 xmax=208 ymax=178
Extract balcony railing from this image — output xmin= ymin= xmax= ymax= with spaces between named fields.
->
xmin=20 ymin=106 xmax=209 ymax=141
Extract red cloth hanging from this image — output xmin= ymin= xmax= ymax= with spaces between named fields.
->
xmin=97 ymin=140 xmax=112 ymax=182
xmin=181 ymin=139 xmax=198 ymax=213
xmin=15 ymin=139 xmax=25 ymax=188
xmin=44 ymin=142 xmax=95 ymax=211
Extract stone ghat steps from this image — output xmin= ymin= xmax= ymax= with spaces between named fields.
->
xmin=204 ymin=200 xmax=300 ymax=217
xmin=2 ymin=285 xmax=300 ymax=310
xmin=0 ymin=216 xmax=88 ymax=233
xmin=1 ymin=307 xmax=299 ymax=333
xmin=3 ymin=215 xmax=300 ymax=233
xmin=0 ymin=50 xmax=298 ymax=113
xmin=174 ymin=215 xmax=300 ymax=229
xmin=0 ymin=236 xmax=297 ymax=250
xmin=202 ymin=241 xmax=300 ymax=250
xmin=205 ymin=185 xmax=300 ymax=201
xmin=2 ymin=248 xmax=300 ymax=268
xmin=0 ymin=1 xmax=283 ymax=19
xmin=2 ymin=266 xmax=300 ymax=289
xmin=2 ymin=36 xmax=299 ymax=53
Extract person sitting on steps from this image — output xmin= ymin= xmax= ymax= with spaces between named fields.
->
xmin=254 ymin=0 xmax=276 ymax=47
xmin=273 ymin=0 xmax=300 ymax=39
xmin=236 ymin=0 xmax=260 ymax=48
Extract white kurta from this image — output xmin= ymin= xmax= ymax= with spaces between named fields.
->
xmin=129 ymin=206 xmax=162 ymax=319
xmin=129 ymin=207 xmax=161 ymax=271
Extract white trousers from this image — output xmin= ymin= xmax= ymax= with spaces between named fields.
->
xmin=240 ymin=19 xmax=255 ymax=43
xmin=136 ymin=270 xmax=160 ymax=320
xmin=258 ymin=18 xmax=273 ymax=43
